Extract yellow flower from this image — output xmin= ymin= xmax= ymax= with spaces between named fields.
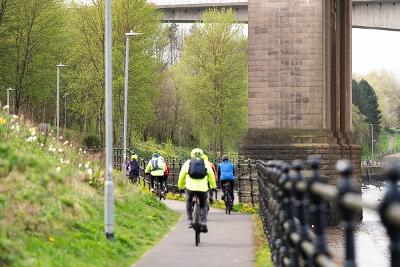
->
xmin=48 ymin=236 xmax=55 ymax=242
xmin=0 ymin=117 xmax=6 ymax=125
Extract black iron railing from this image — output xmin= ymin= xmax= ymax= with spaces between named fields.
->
xmin=135 ymin=155 xmax=258 ymax=204
xmin=257 ymin=157 xmax=400 ymax=267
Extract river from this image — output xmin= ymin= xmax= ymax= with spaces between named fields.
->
xmin=326 ymin=183 xmax=389 ymax=266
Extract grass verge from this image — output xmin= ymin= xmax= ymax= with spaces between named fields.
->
xmin=253 ymin=214 xmax=273 ymax=267
xmin=0 ymin=111 xmax=180 ymax=266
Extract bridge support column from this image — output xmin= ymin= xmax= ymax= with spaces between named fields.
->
xmin=241 ymin=0 xmax=361 ymax=225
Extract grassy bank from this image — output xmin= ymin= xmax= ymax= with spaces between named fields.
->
xmin=253 ymin=215 xmax=273 ymax=267
xmin=0 ymin=111 xmax=179 ymax=266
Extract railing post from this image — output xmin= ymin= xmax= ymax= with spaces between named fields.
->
xmin=292 ymin=160 xmax=313 ymax=266
xmin=171 ymin=158 xmax=176 ymax=193
xmin=337 ymin=160 xmax=358 ymax=267
xmin=379 ymin=162 xmax=400 ymax=267
xmin=280 ymin=163 xmax=299 ymax=267
xmin=237 ymin=159 xmax=242 ymax=203
xmin=307 ymin=156 xmax=330 ymax=262
xmin=249 ymin=159 xmax=255 ymax=205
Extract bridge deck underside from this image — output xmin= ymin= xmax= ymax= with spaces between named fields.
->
xmin=157 ymin=1 xmax=400 ymax=30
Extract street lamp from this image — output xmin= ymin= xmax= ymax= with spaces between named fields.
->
xmin=56 ymin=63 xmax=67 ymax=143
xmin=122 ymin=30 xmax=142 ymax=173
xmin=6 ymin=87 xmax=15 ymax=114
xmin=104 ymin=0 xmax=114 ymax=240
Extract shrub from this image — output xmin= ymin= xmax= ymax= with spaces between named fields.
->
xmin=82 ymin=134 xmax=100 ymax=149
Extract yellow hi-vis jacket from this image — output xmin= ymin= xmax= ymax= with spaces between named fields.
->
xmin=145 ymin=158 xmax=166 ymax=177
xmin=178 ymin=159 xmax=217 ymax=192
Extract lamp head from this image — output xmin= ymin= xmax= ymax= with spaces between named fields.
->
xmin=126 ymin=30 xmax=142 ymax=37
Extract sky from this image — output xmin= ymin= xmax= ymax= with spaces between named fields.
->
xmin=352 ymin=28 xmax=400 ymax=79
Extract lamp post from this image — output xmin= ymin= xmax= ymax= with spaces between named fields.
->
xmin=56 ymin=63 xmax=67 ymax=143
xmin=122 ymin=31 xmax=142 ymax=173
xmin=104 ymin=0 xmax=114 ymax=240
xmin=6 ymin=87 xmax=15 ymax=114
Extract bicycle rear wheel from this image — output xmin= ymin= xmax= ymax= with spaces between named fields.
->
xmin=195 ymin=228 xmax=200 ymax=246
xmin=193 ymin=198 xmax=201 ymax=246
xmin=226 ymin=193 xmax=232 ymax=215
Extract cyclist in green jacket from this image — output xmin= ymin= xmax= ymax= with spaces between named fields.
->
xmin=178 ymin=148 xmax=217 ymax=233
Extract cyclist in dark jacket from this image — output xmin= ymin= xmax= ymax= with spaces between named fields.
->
xmin=218 ymin=155 xmax=235 ymax=202
xmin=127 ymin=154 xmax=139 ymax=183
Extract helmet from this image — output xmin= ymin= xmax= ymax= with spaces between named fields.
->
xmin=203 ymin=154 xmax=209 ymax=161
xmin=222 ymin=155 xmax=229 ymax=161
xmin=159 ymin=156 xmax=165 ymax=162
xmin=131 ymin=154 xmax=138 ymax=160
xmin=191 ymin=148 xmax=204 ymax=159
xmin=152 ymin=153 xmax=159 ymax=158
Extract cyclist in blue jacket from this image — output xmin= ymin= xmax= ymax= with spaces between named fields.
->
xmin=218 ymin=155 xmax=235 ymax=202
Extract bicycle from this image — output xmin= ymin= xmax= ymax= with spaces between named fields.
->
xmin=153 ymin=177 xmax=165 ymax=201
xmin=223 ymin=182 xmax=233 ymax=215
xmin=192 ymin=195 xmax=202 ymax=246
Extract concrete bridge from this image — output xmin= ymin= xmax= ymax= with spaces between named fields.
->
xmin=149 ymin=0 xmax=400 ymax=31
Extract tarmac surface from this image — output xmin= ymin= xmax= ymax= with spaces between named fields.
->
xmin=134 ymin=199 xmax=254 ymax=267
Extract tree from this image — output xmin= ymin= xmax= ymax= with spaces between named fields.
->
xmin=0 ymin=0 xmax=66 ymax=117
xmin=361 ymin=71 xmax=400 ymax=128
xmin=352 ymin=104 xmax=370 ymax=155
xmin=180 ymin=8 xmax=248 ymax=154
xmin=66 ymin=0 xmax=165 ymax=144
xmin=352 ymin=79 xmax=382 ymax=134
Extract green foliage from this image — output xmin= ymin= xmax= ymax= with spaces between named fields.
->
xmin=64 ymin=0 xmax=165 ymax=142
xmin=356 ymin=71 xmax=400 ymax=128
xmin=180 ymin=8 xmax=248 ymax=154
xmin=0 ymin=110 xmax=179 ymax=266
xmin=352 ymin=79 xmax=382 ymax=134
xmin=83 ymin=134 xmax=101 ymax=149
xmin=352 ymin=104 xmax=370 ymax=155
xmin=254 ymin=215 xmax=273 ymax=267
xmin=0 ymin=0 xmax=67 ymax=115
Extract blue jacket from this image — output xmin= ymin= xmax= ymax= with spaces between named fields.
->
xmin=218 ymin=160 xmax=235 ymax=181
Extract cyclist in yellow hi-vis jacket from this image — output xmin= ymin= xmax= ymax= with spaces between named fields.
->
xmin=178 ymin=148 xmax=217 ymax=233
xmin=145 ymin=153 xmax=166 ymax=193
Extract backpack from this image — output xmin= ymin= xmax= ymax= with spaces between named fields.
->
xmin=151 ymin=159 xmax=160 ymax=171
xmin=188 ymin=159 xmax=207 ymax=179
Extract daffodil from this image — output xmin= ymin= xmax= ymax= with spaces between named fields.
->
xmin=0 ymin=117 xmax=6 ymax=125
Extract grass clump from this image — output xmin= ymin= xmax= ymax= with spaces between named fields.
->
xmin=254 ymin=214 xmax=273 ymax=267
xmin=0 ymin=111 xmax=179 ymax=267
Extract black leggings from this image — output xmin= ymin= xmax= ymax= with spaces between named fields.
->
xmin=186 ymin=190 xmax=208 ymax=224
xmin=150 ymin=175 xmax=166 ymax=191
xmin=221 ymin=180 xmax=235 ymax=201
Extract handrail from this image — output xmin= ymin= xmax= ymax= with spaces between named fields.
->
xmin=256 ymin=157 xmax=400 ymax=267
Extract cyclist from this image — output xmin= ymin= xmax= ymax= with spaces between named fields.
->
xmin=203 ymin=154 xmax=217 ymax=204
xmin=218 ymin=155 xmax=235 ymax=203
xmin=160 ymin=156 xmax=170 ymax=193
xmin=178 ymin=148 xmax=216 ymax=233
xmin=145 ymin=153 xmax=166 ymax=194
xmin=126 ymin=154 xmax=139 ymax=183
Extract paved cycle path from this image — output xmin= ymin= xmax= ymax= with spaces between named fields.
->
xmin=133 ymin=200 xmax=254 ymax=267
